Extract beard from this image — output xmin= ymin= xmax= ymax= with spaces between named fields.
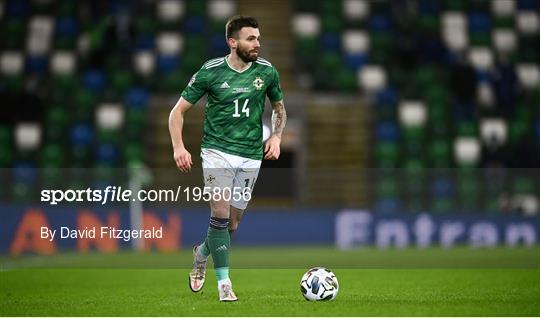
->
xmin=236 ymin=45 xmax=258 ymax=63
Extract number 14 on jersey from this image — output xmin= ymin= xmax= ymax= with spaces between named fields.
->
xmin=233 ymin=99 xmax=250 ymax=118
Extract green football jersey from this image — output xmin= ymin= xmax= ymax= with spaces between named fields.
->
xmin=181 ymin=56 xmax=283 ymax=160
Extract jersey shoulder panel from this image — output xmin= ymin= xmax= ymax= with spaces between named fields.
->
xmin=255 ymin=57 xmax=273 ymax=67
xmin=202 ymin=57 xmax=226 ymax=69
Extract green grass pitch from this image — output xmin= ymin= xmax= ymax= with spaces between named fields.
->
xmin=1 ymin=247 xmax=539 ymax=316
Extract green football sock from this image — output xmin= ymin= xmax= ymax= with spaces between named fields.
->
xmin=206 ymin=218 xmax=231 ymax=271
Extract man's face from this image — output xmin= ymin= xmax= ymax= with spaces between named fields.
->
xmin=232 ymin=27 xmax=260 ymax=63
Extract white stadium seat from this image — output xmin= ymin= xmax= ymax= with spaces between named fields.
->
xmin=342 ymin=0 xmax=369 ymax=20
xmin=468 ymin=47 xmax=494 ymax=71
xmin=50 ymin=51 xmax=76 ymax=75
xmin=208 ymin=0 xmax=236 ymax=20
xmin=133 ymin=51 xmax=155 ymax=76
xmin=442 ymin=28 xmax=468 ymax=51
xmin=96 ymin=103 xmax=125 ymax=130
xmin=15 ymin=122 xmax=42 ymax=151
xmin=342 ymin=30 xmax=370 ymax=54
xmin=398 ymin=100 xmax=427 ymax=127
xmin=480 ymin=118 xmax=507 ymax=146
xmin=492 ymin=29 xmax=517 ymax=53
xmin=157 ymin=0 xmax=185 ymax=22
xmin=476 ymin=82 xmax=495 ymax=107
xmin=516 ymin=63 xmax=540 ymax=89
xmin=442 ymin=12 xmax=467 ymax=30
xmin=292 ymin=14 xmax=320 ymax=37
xmin=358 ymin=65 xmax=386 ymax=92
xmin=491 ymin=0 xmax=515 ymax=16
xmin=77 ymin=33 xmax=90 ymax=55
xmin=442 ymin=12 xmax=468 ymax=51
xmin=454 ymin=137 xmax=481 ymax=165
xmin=157 ymin=32 xmax=184 ymax=55
xmin=1 ymin=51 xmax=24 ymax=75
xmin=517 ymin=11 xmax=539 ymax=35
xmin=27 ymin=16 xmax=54 ymax=55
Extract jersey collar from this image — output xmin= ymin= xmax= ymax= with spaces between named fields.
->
xmin=225 ymin=55 xmax=253 ymax=73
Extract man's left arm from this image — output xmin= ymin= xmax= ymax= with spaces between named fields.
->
xmin=264 ymin=100 xmax=287 ymax=160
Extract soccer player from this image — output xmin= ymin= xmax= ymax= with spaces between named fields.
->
xmin=168 ymin=16 xmax=287 ymax=302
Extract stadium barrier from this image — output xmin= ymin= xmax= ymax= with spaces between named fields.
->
xmin=0 ymin=205 xmax=538 ymax=255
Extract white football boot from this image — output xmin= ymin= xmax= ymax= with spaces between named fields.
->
xmin=218 ymin=278 xmax=238 ymax=302
xmin=189 ymin=245 xmax=207 ymax=292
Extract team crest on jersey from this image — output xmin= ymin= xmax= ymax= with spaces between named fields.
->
xmin=253 ymin=77 xmax=264 ymax=90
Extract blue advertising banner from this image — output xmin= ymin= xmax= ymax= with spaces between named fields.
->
xmin=1 ymin=205 xmax=539 ymax=255
xmin=336 ymin=210 xmax=540 ymax=249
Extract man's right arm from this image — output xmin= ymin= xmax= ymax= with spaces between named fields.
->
xmin=169 ymin=97 xmax=193 ymax=172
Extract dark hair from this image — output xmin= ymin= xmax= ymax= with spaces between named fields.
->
xmin=226 ymin=16 xmax=259 ymax=39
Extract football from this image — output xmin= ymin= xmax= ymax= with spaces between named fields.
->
xmin=300 ymin=267 xmax=339 ymax=301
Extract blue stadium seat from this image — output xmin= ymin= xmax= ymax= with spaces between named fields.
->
xmin=376 ymin=121 xmax=399 ymax=142
xmin=97 ymin=143 xmax=119 ymax=164
xmin=375 ymin=87 xmax=397 ymax=106
xmin=468 ymin=12 xmax=491 ymax=33
xmin=56 ymin=17 xmax=78 ymax=38
xmin=432 ymin=176 xmax=454 ymax=198
xmin=26 ymin=55 xmax=48 ymax=74
xmin=211 ymin=34 xmax=229 ymax=55
xmin=13 ymin=162 xmax=37 ymax=184
xmin=343 ymin=53 xmax=368 ymax=70
xmin=184 ymin=16 xmax=205 ymax=34
xmin=369 ymin=15 xmax=391 ymax=32
xmin=320 ymin=33 xmax=340 ymax=52
xmin=83 ymin=69 xmax=106 ymax=92
xmin=70 ymin=123 xmax=94 ymax=147
xmin=518 ymin=0 xmax=539 ymax=10
xmin=157 ymin=54 xmax=179 ymax=73
xmin=125 ymin=87 xmax=150 ymax=109
xmin=135 ymin=34 xmax=155 ymax=50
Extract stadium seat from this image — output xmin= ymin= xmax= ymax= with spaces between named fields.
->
xmin=358 ymin=65 xmax=386 ymax=92
xmin=293 ymin=14 xmax=321 ymax=37
xmin=41 ymin=144 xmax=65 ymax=167
xmin=125 ymin=87 xmax=150 ymax=109
xmin=96 ymin=103 xmax=124 ymax=131
xmin=492 ymin=0 xmax=516 ymax=16
xmin=516 ymin=11 xmax=539 ymax=35
xmin=429 ymin=139 xmax=451 ymax=167
xmin=50 ymin=51 xmax=76 ymax=75
xmin=399 ymin=101 xmax=427 ymax=127
xmin=208 ymin=0 xmax=236 ymax=20
xmin=26 ymin=16 xmax=54 ymax=57
xmin=15 ymin=122 xmax=41 ymax=152
xmin=492 ymin=29 xmax=517 ymax=53
xmin=133 ymin=51 xmax=156 ymax=76
xmin=83 ymin=69 xmax=106 ymax=92
xmin=480 ymin=118 xmax=507 ymax=146
xmin=342 ymin=0 xmax=369 ymax=21
xmin=70 ymin=123 xmax=93 ymax=147
xmin=96 ymin=143 xmax=119 ymax=165
xmin=454 ymin=137 xmax=481 ymax=166
xmin=1 ymin=51 xmax=24 ymax=75
xmin=376 ymin=121 xmax=399 ymax=142
xmin=516 ymin=63 xmax=540 ymax=89
xmin=157 ymin=0 xmax=185 ymax=22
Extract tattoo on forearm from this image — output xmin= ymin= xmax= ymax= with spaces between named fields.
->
xmin=271 ymin=101 xmax=287 ymax=137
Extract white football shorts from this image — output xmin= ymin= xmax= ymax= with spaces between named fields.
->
xmin=201 ymin=148 xmax=261 ymax=210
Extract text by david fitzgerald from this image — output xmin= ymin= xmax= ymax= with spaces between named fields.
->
xmin=41 ymin=226 xmax=163 ymax=242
